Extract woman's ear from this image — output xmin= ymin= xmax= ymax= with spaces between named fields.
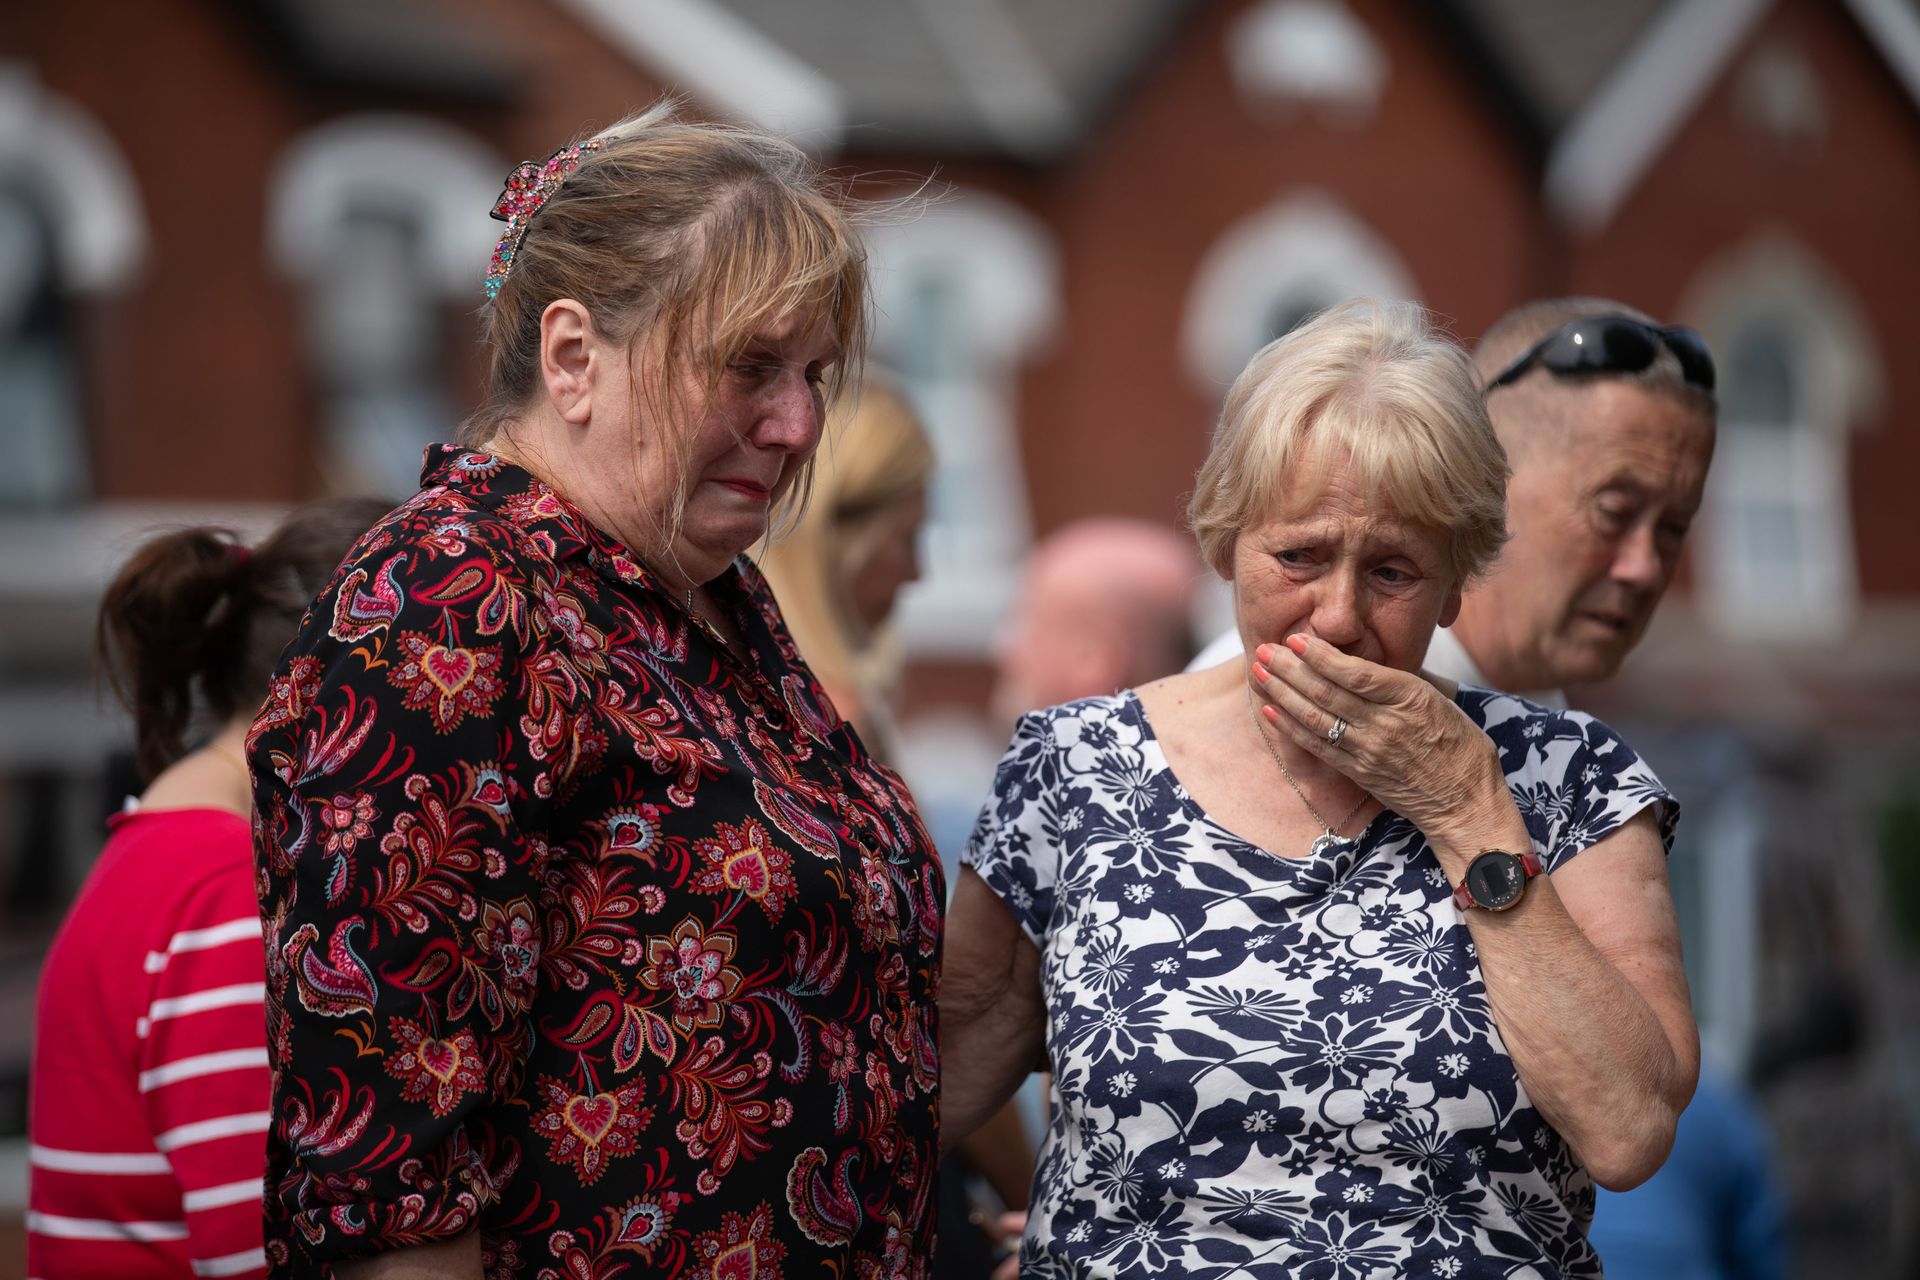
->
xmin=1439 ymin=583 xmax=1464 ymax=629
xmin=539 ymin=299 xmax=600 ymax=426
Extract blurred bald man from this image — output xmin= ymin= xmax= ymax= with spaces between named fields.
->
xmin=1192 ymin=297 xmax=1717 ymax=703
xmin=993 ymin=517 xmax=1202 ymax=724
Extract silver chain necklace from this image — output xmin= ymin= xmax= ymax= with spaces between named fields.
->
xmin=1245 ymin=685 xmax=1370 ymax=857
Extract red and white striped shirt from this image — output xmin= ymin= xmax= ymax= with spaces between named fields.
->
xmin=30 ymin=807 xmax=270 ymax=1280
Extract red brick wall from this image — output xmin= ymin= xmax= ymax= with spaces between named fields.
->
xmin=15 ymin=0 xmax=676 ymax=503
xmin=1007 ymin=0 xmax=1540 ymax=537
xmin=1568 ymin=0 xmax=1920 ymax=600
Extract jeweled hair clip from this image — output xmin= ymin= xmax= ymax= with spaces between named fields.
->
xmin=483 ymin=137 xmax=606 ymax=300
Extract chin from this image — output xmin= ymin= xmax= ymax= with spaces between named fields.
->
xmin=1551 ymin=648 xmax=1627 ymax=689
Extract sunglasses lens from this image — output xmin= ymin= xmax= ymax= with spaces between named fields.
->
xmin=1541 ymin=320 xmax=1654 ymax=376
xmin=1663 ymin=327 xmax=1717 ymax=392
xmin=1596 ymin=322 xmax=1659 ymax=372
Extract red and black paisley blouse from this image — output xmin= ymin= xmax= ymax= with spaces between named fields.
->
xmin=249 ymin=445 xmax=944 ymax=1279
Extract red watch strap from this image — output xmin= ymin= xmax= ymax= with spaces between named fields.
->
xmin=1451 ymin=850 xmax=1545 ymax=910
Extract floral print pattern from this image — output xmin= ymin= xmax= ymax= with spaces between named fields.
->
xmin=252 ymin=445 xmax=942 ymax=1277
xmin=966 ymin=690 xmax=1676 ymax=1279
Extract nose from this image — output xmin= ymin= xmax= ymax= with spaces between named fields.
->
xmin=1311 ymin=568 xmax=1366 ymax=651
xmin=1610 ymin=524 xmax=1664 ymax=592
xmin=754 ymin=372 xmax=824 ymax=454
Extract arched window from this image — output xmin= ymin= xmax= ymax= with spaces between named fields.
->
xmin=0 ymin=68 xmax=148 ymax=506
xmin=1683 ymin=236 xmax=1877 ymax=637
xmin=0 ymin=184 xmax=83 ymax=506
xmin=863 ymin=189 xmax=1058 ymax=655
xmin=1180 ymin=190 xmax=1418 ymax=395
xmin=268 ymin=115 xmax=504 ymax=495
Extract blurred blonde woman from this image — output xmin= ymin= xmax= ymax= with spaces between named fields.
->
xmin=757 ymin=374 xmax=934 ymax=758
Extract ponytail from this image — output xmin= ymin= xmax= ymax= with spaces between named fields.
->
xmin=95 ymin=498 xmax=394 ymax=780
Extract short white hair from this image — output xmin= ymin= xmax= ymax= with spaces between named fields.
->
xmin=1188 ymin=299 xmax=1510 ymax=586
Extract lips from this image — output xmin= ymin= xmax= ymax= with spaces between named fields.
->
xmin=714 ymin=478 xmax=772 ymax=502
xmin=1577 ymin=609 xmax=1634 ymax=634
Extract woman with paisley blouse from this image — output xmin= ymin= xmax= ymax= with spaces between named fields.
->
xmin=250 ymin=105 xmax=943 ymax=1278
xmin=943 ymin=300 xmax=1698 ymax=1278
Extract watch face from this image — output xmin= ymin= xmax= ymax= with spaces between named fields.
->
xmin=1466 ymin=852 xmax=1525 ymax=909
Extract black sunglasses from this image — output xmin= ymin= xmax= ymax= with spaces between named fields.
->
xmin=1486 ymin=316 xmax=1716 ymax=394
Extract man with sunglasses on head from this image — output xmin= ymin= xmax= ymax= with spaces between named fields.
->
xmin=1479 ymin=303 xmax=1792 ymax=1279
xmin=1442 ymin=297 xmax=1717 ymax=702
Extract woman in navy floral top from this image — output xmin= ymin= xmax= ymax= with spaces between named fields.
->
xmin=251 ymin=105 xmax=942 ymax=1278
xmin=942 ymin=301 xmax=1698 ymax=1279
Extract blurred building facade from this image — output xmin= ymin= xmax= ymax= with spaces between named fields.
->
xmin=4 ymin=0 xmax=1919 ymax=1274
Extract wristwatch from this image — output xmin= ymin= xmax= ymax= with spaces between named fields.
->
xmin=1452 ymin=849 xmax=1544 ymax=912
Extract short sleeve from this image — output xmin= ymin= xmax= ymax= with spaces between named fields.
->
xmin=1482 ymin=695 xmax=1679 ymax=873
xmin=250 ymin=528 xmax=555 ymax=1270
xmin=962 ymin=712 xmax=1064 ymax=948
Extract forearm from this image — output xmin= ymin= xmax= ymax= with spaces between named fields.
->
xmin=1466 ymin=876 xmax=1693 ymax=1186
xmin=335 ymin=1231 xmax=481 ymax=1280
xmin=940 ymin=984 xmax=1044 ymax=1154
xmin=957 ymin=1098 xmax=1037 ymax=1207
xmin=1430 ymin=799 xmax=1697 ymax=1188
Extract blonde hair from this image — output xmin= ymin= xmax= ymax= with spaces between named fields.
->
xmin=464 ymin=100 xmax=869 ymax=561
xmin=756 ymin=376 xmax=933 ymax=718
xmin=1188 ymin=299 xmax=1509 ymax=586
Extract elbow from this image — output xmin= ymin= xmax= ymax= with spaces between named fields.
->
xmin=1580 ymin=1107 xmax=1680 ymax=1192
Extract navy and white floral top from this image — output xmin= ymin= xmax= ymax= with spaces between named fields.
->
xmin=965 ymin=688 xmax=1676 ymax=1280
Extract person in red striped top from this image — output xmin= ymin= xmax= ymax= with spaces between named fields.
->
xmin=30 ymin=498 xmax=389 ymax=1280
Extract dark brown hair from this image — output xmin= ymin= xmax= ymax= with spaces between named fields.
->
xmin=96 ymin=498 xmax=392 ymax=779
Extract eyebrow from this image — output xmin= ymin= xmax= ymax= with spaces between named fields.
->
xmin=738 ymin=337 xmax=840 ymax=363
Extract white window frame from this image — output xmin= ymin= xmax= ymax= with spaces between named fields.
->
xmin=0 ymin=63 xmax=148 ymax=294
xmin=1682 ymin=234 xmax=1879 ymax=639
xmin=863 ymin=189 xmax=1058 ymax=657
xmin=1180 ymin=189 xmax=1418 ymax=395
xmin=267 ymin=115 xmax=505 ymax=494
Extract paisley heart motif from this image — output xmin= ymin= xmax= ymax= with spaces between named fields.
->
xmin=417 ymin=1038 xmax=461 ymax=1084
xmin=421 ymin=645 xmax=477 ymax=698
xmin=565 ymin=1092 xmax=619 ymax=1144
xmin=608 ymin=814 xmax=655 ymax=853
xmin=724 ymin=847 xmax=770 ymax=898
xmin=614 ymin=1199 xmax=667 ymax=1247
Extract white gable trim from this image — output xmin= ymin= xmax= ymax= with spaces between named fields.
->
xmin=1545 ymin=0 xmax=1771 ymax=234
xmin=1547 ymin=0 xmax=1920 ymax=234
xmin=555 ymin=0 xmax=844 ymax=147
xmin=1846 ymin=0 xmax=1920 ymax=106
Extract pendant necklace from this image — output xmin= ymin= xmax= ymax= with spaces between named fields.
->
xmin=1246 ymin=685 xmax=1369 ymax=857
